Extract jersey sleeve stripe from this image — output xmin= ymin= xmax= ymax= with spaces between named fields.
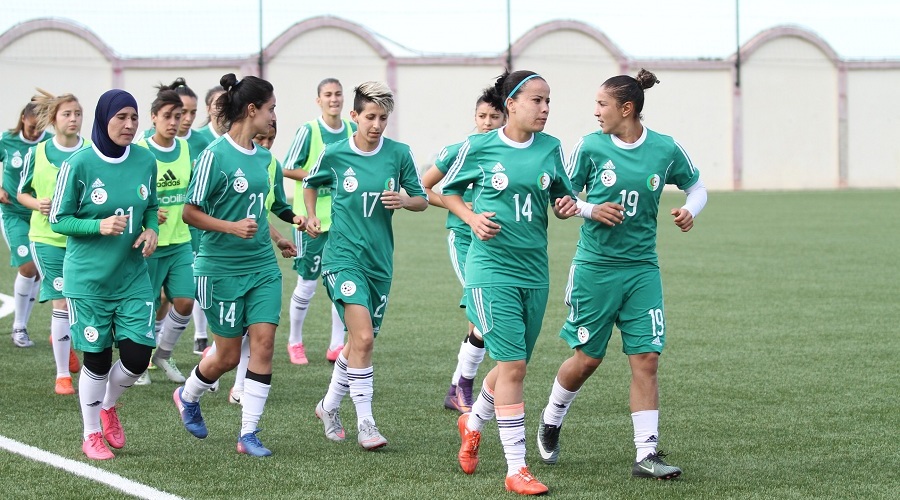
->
xmin=284 ymin=127 xmax=309 ymax=170
xmin=302 ymin=149 xmax=327 ymax=187
xmin=440 ymin=140 xmax=471 ymax=188
xmin=189 ymin=150 xmax=214 ymax=204
xmin=565 ymin=138 xmax=584 ymax=180
xmin=17 ymin=150 xmax=33 ymax=194
xmin=674 ymin=141 xmax=696 ymax=174
xmin=48 ymin=161 xmax=71 ymax=223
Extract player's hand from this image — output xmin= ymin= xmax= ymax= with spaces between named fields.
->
xmin=553 ymin=195 xmax=578 ymax=219
xmin=306 ymin=216 xmax=322 ymax=238
xmin=157 ymin=208 xmax=168 ymax=225
xmin=133 ymin=228 xmax=158 ymax=257
xmin=467 ymin=211 xmax=501 ymax=241
xmin=99 ymin=215 xmax=129 ymax=235
xmin=230 ymin=218 xmax=258 ymax=239
xmin=0 ymin=187 xmax=9 ymax=204
xmin=276 ymin=238 xmax=298 ymax=258
xmin=671 ymin=207 xmax=694 ymax=232
xmin=591 ymin=202 xmax=625 ymax=226
xmin=38 ymin=198 xmax=52 ymax=216
xmin=380 ymin=190 xmax=407 ymax=210
xmin=292 ymin=214 xmax=307 ymax=231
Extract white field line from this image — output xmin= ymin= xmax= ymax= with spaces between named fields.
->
xmin=0 ymin=435 xmax=184 ymax=500
xmin=0 ymin=292 xmax=13 ymax=319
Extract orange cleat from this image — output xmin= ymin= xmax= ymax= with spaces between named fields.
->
xmin=457 ymin=413 xmax=481 ymax=474
xmin=100 ymin=406 xmax=125 ymax=449
xmin=69 ymin=347 xmax=81 ymax=373
xmin=55 ymin=376 xmax=75 ymax=395
xmin=505 ymin=467 xmax=549 ymax=496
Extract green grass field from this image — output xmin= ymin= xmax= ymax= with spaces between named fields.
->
xmin=0 ymin=190 xmax=897 ymax=499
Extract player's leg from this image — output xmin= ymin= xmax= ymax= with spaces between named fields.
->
xmin=445 ymin=232 xmax=484 ymax=411
xmin=288 ymin=229 xmax=325 ymax=364
xmin=31 ymin=243 xmax=76 ymax=393
xmin=5 ymin=214 xmax=38 ymax=346
xmin=229 ymin=331 xmax=249 ymax=404
xmin=189 ymin=230 xmax=208 ymax=355
xmin=152 ymin=247 xmax=195 ymax=382
xmin=327 ymin=302 xmax=345 ymax=362
xmin=69 ymin=297 xmax=115 ymax=459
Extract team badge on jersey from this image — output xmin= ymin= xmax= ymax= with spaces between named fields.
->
xmin=10 ymin=152 xmax=23 ymax=168
xmin=647 ymin=174 xmax=661 ymax=191
xmin=577 ymin=326 xmax=590 ymax=343
xmin=90 ymin=188 xmax=108 ymax=205
xmin=84 ymin=326 xmax=99 ymax=343
xmin=340 ymin=280 xmax=357 ymax=296
xmin=385 ymin=178 xmax=396 ymax=191
xmin=137 ymin=184 xmax=149 ymax=200
xmin=537 ymin=172 xmax=551 ymax=190
xmin=343 ymin=176 xmax=358 ymax=193
xmin=53 ymin=277 xmax=63 ymax=291
xmin=233 ymin=177 xmax=248 ymax=193
xmin=600 ymin=169 xmax=616 ymax=187
xmin=491 ymin=172 xmax=508 ymax=191
xmin=16 ymin=245 xmax=28 ymax=257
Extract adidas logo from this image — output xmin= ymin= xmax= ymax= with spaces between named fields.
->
xmin=645 ymin=435 xmax=658 ymax=443
xmin=158 ymin=169 xmax=181 ymax=187
xmin=235 ymin=168 xmax=245 ymax=177
xmin=552 ymin=402 xmax=567 ymax=409
xmin=145 ymin=331 xmax=155 ymax=339
xmin=602 ymin=160 xmax=615 ymax=170
xmin=344 ymin=167 xmax=356 ymax=176
xmin=86 ymin=400 xmax=102 ymax=407
xmin=92 ymin=178 xmax=105 ymax=188
xmin=651 ymin=337 xmax=662 ymax=346
xmin=491 ymin=163 xmax=505 ymax=173
xmin=60 ymin=335 xmax=70 ymax=342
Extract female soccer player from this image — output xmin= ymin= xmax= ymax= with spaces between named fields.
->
xmin=534 ymin=70 xmax=707 ymax=480
xmin=1 ymin=102 xmax=50 ymax=347
xmin=193 ymin=85 xmax=226 ymax=145
xmin=305 ymin=81 xmax=427 ymax=451
xmin=420 ymin=89 xmax=506 ymax=413
xmin=283 ymin=78 xmax=356 ymax=365
xmin=442 ymin=70 xmax=577 ymax=495
xmin=49 ymin=89 xmax=160 ymax=460
xmin=17 ymin=90 xmax=89 ymax=394
xmin=174 ymin=74 xmax=304 ymax=457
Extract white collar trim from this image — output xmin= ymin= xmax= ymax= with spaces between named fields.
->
xmin=611 ymin=126 xmax=648 ymax=149
xmin=92 ymin=143 xmax=130 ymax=164
xmin=349 ymin=134 xmax=383 ymax=156
xmin=225 ymin=133 xmax=256 ymax=156
xmin=497 ymin=126 xmax=534 ymax=149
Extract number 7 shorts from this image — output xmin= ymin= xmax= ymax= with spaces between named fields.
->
xmin=67 ymin=290 xmax=157 ymax=352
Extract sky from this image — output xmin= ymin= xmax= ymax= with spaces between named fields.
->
xmin=2 ymin=0 xmax=898 ymax=60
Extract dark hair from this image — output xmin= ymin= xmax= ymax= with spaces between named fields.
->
xmin=601 ymin=69 xmax=659 ymax=118
xmin=352 ymin=81 xmax=394 ymax=114
xmin=163 ymin=77 xmax=197 ymax=100
xmin=150 ymin=88 xmax=184 ymax=116
xmin=201 ymin=85 xmax=225 ymax=126
xmin=8 ymin=102 xmax=39 ymax=135
xmin=215 ymin=73 xmax=274 ymax=131
xmin=494 ymin=70 xmax=546 ymax=108
xmin=476 ymin=84 xmax=504 ymax=113
xmin=317 ymin=78 xmax=341 ymax=96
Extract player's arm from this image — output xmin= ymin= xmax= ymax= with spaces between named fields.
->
xmin=49 ymin=161 xmax=125 ymax=236
xmin=549 ymin=144 xmax=577 ymax=219
xmin=16 ymin=149 xmax=45 ymax=213
xmin=301 ymin=149 xmax=328 ymax=237
xmin=133 ymin=166 xmax=159 ymax=257
xmin=183 ymin=150 xmax=257 ymax=239
xmin=421 ymin=165 xmax=447 ymax=209
xmin=282 ymin=125 xmax=311 ymax=181
xmin=441 ymin=142 xmax=499 ymax=240
xmin=270 ymin=164 xmax=305 ymax=229
xmin=383 ymin=149 xmax=427 ymax=212
xmin=269 ymin=224 xmax=297 ymax=258
xmin=668 ymin=141 xmax=706 ymax=232
xmin=0 ymin=146 xmax=8 ymax=204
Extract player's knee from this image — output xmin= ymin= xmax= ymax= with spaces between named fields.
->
xmin=83 ymin=348 xmax=114 ymax=375
xmin=118 ymin=339 xmax=153 ymax=374
xmin=172 ymin=298 xmax=193 ymax=315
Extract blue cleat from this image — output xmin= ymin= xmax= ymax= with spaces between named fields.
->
xmin=173 ymin=387 xmax=208 ymax=439
xmin=237 ymin=430 xmax=272 ymax=457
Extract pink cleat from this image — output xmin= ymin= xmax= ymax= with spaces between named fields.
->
xmin=100 ymin=406 xmax=125 ymax=449
xmin=326 ymin=344 xmax=344 ymax=363
xmin=288 ymin=342 xmax=308 ymax=365
xmin=82 ymin=432 xmax=114 ymax=460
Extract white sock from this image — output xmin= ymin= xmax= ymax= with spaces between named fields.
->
xmin=12 ymin=273 xmax=36 ymax=329
xmin=154 ymin=319 xmax=164 ymax=338
xmin=51 ymin=309 xmax=71 ymax=377
xmin=329 ymin=303 xmax=345 ymax=350
xmin=192 ymin=302 xmax=208 ymax=340
xmin=322 ymin=353 xmax=349 ymax=411
xmin=182 ymin=366 xmax=214 ymax=402
xmin=451 ymin=338 xmax=465 ymax=385
xmin=467 ymin=382 xmax=496 ymax=432
xmin=23 ymin=277 xmax=40 ymax=326
xmin=233 ymin=335 xmax=250 ymax=392
xmin=79 ymin=367 xmax=108 ymax=438
xmin=348 ymin=366 xmax=375 ymax=427
xmin=458 ymin=337 xmax=485 ymax=380
xmin=289 ymin=279 xmax=317 ymax=345
xmin=158 ymin=309 xmax=191 ymax=352
xmin=240 ymin=378 xmax=271 ymax=436
xmin=543 ymin=377 xmax=580 ymax=426
xmin=633 ymin=410 xmax=660 ymax=462
xmin=497 ymin=403 xmax=527 ymax=476
xmin=102 ymin=360 xmax=140 ymax=409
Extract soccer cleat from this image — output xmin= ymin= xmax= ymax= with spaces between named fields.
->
xmin=536 ymin=409 xmax=561 ymax=465
xmin=229 ymin=387 xmax=243 ymax=405
xmin=315 ymin=399 xmax=345 ymax=441
xmin=454 ymin=376 xmax=475 ymax=413
xmin=443 ymin=384 xmax=458 ymax=410
xmin=82 ymin=432 xmax=114 ymax=460
xmin=11 ymin=328 xmax=34 ymax=347
xmin=152 ymin=355 xmax=186 ymax=383
xmin=134 ymin=371 xmax=151 ymax=386
xmin=457 ymin=413 xmax=481 ymax=474
xmin=68 ymin=347 xmax=81 ymax=373
xmin=505 ymin=467 xmax=549 ymax=495
xmin=326 ymin=344 xmax=343 ymax=363
xmin=173 ymin=387 xmax=208 ymax=439
xmin=632 ymin=451 xmax=682 ymax=480
xmin=100 ymin=406 xmax=125 ymax=449
xmin=288 ymin=342 xmax=308 ymax=365
xmin=55 ymin=376 xmax=75 ymax=395
xmin=237 ymin=430 xmax=273 ymax=457
xmin=357 ymin=419 xmax=388 ymax=450
xmin=193 ymin=338 xmax=207 ymax=355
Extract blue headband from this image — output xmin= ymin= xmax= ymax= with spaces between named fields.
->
xmin=505 ymin=74 xmax=542 ymax=108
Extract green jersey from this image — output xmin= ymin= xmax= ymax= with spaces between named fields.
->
xmin=187 ymin=134 xmax=278 ymax=276
xmin=284 ymin=118 xmax=356 ymax=232
xmin=569 ymin=127 xmax=700 ymax=267
xmin=49 ymin=144 xmax=159 ymax=299
xmin=303 ymin=136 xmax=426 ymax=281
xmin=136 ymin=137 xmax=192 ymax=250
xmin=434 ymin=140 xmax=475 ymax=233
xmin=19 ymin=136 xmax=91 ymax=247
xmin=192 ymin=123 xmax=220 ymax=146
xmin=442 ymin=128 xmax=573 ymax=288
xmin=143 ymin=129 xmax=211 ymax=165
xmin=1 ymin=130 xmax=51 ymax=217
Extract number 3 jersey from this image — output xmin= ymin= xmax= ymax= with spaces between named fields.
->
xmin=303 ymin=136 xmax=426 ymax=282
xmin=187 ymin=134 xmax=278 ymax=277
xmin=48 ymin=144 xmax=158 ymax=298
xmin=569 ymin=127 xmax=700 ymax=267
xmin=441 ymin=128 xmax=573 ymax=289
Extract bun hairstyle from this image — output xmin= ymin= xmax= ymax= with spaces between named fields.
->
xmin=214 ymin=73 xmax=274 ymax=132
xmin=476 ymin=84 xmax=505 ymax=113
xmin=493 ymin=70 xmax=545 ymax=108
xmin=31 ymin=88 xmax=80 ymax=131
xmin=601 ymin=68 xmax=660 ymax=118
xmin=8 ymin=102 xmax=39 ymax=135
xmin=162 ymin=77 xmax=197 ymax=99
xmin=150 ymin=82 xmax=184 ymax=116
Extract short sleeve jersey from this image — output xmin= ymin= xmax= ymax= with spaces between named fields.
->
xmin=442 ymin=128 xmax=573 ymax=288
xmin=192 ymin=123 xmax=220 ymax=147
xmin=48 ymin=144 xmax=158 ymax=299
xmin=144 ymin=128 xmax=211 ymax=166
xmin=303 ymin=136 xmax=426 ymax=281
xmin=187 ymin=134 xmax=278 ymax=277
xmin=136 ymin=137 xmax=192 ymax=251
xmin=434 ymin=140 xmax=475 ymax=234
xmin=1 ymin=130 xmax=51 ymax=217
xmin=569 ymin=127 xmax=700 ymax=267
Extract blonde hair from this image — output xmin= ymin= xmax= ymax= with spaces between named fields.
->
xmin=31 ymin=88 xmax=80 ymax=132
xmin=353 ymin=81 xmax=394 ymax=115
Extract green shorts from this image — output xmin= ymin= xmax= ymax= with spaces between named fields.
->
xmin=31 ymin=242 xmax=66 ymax=302
xmin=560 ymin=263 xmax=665 ymax=359
xmin=147 ymin=243 xmax=195 ymax=308
xmin=293 ymin=229 xmax=328 ymax=280
xmin=1 ymin=212 xmax=33 ymax=267
xmin=323 ymin=268 xmax=391 ymax=336
xmin=447 ymin=230 xmax=471 ymax=308
xmin=67 ymin=294 xmax=157 ymax=352
xmin=195 ymin=269 xmax=282 ymax=338
xmin=466 ymin=286 xmax=548 ymax=363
